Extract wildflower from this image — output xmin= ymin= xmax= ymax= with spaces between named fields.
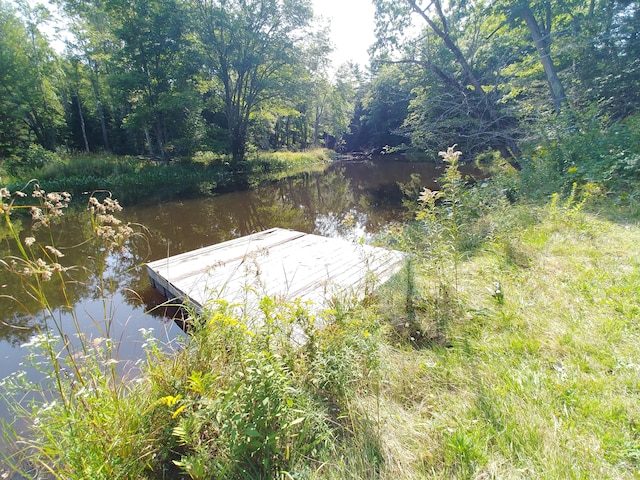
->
xmin=32 ymin=186 xmax=44 ymax=198
xmin=30 ymin=207 xmax=43 ymax=220
xmin=172 ymin=405 xmax=187 ymax=418
xmin=104 ymin=197 xmax=123 ymax=212
xmin=21 ymin=334 xmax=52 ymax=348
xmin=46 ymin=192 xmax=60 ymax=203
xmin=24 ymin=237 xmax=36 ymax=247
xmin=138 ymin=327 xmax=154 ymax=336
xmin=418 ymin=188 xmax=441 ymax=204
xmin=439 ymin=145 xmax=462 ymax=162
xmin=45 ymin=245 xmax=64 ymax=258
xmin=0 ymin=187 xmax=9 ymax=198
xmin=96 ymin=214 xmax=122 ymax=225
xmin=160 ymin=394 xmax=182 ymax=407
xmin=30 ymin=206 xmax=49 ymax=229
xmin=584 ymin=182 xmax=602 ymax=196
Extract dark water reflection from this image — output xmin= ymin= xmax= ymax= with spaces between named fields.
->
xmin=0 ymin=159 xmax=479 ymax=439
xmin=127 ymin=160 xmax=447 ymax=258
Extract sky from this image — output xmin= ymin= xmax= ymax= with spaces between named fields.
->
xmin=311 ymin=0 xmax=377 ymax=70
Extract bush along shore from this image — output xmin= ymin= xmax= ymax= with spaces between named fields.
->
xmin=1 ymin=148 xmax=333 ymax=205
xmin=2 ymin=120 xmax=640 ymax=478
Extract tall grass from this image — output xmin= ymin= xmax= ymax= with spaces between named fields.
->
xmin=2 ymin=149 xmax=333 ymax=205
xmin=1 ymin=180 xmax=383 ymax=478
xmin=370 ymin=198 xmax=640 ymax=478
xmin=0 ymin=182 xmax=146 ymax=477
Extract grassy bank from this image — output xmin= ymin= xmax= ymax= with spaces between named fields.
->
xmin=1 ymin=148 xmax=333 ymax=205
xmin=371 ymin=206 xmax=640 ymax=478
xmin=2 ymin=128 xmax=640 ymax=477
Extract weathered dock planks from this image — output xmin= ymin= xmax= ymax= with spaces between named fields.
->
xmin=146 ymin=227 xmax=405 ymax=315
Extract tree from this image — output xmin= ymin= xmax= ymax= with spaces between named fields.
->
xmin=191 ymin=0 xmax=314 ymax=162
xmin=352 ymin=63 xmax=414 ymax=152
xmin=0 ymin=1 xmax=63 ymax=157
xmin=491 ymin=0 xmax=569 ymax=113
xmin=106 ymin=0 xmax=199 ymax=160
xmin=55 ymin=0 xmax=118 ymax=152
xmin=372 ymin=0 xmax=522 ymax=163
xmin=571 ymin=0 xmax=640 ymax=118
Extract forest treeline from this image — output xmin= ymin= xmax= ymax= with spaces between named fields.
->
xmin=1 ymin=0 xmax=638 ymax=167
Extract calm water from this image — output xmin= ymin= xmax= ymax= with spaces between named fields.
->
xmin=0 ymin=158 xmax=476 ymax=453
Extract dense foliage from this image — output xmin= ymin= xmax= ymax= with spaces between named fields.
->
xmin=0 ymin=0 xmax=357 ymax=164
xmin=347 ymin=0 xmax=640 ymax=157
xmin=2 ymin=0 xmax=637 ymax=167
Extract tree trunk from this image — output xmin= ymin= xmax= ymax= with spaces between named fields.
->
xmin=231 ymin=128 xmax=246 ymax=163
xmin=285 ymin=117 xmax=291 ymax=149
xmin=90 ymin=67 xmax=110 ymax=151
xmin=313 ymin=107 xmax=319 ymax=147
xmin=76 ymin=95 xmax=90 ymax=152
xmin=96 ymin=101 xmax=110 ymax=151
xmin=154 ymin=120 xmax=168 ymax=163
xmin=518 ymin=3 xmax=568 ymax=112
xmin=144 ymin=128 xmax=156 ymax=159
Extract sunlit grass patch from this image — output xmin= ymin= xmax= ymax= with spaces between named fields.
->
xmin=364 ymin=202 xmax=640 ymax=479
xmin=5 ymin=149 xmax=333 ymax=205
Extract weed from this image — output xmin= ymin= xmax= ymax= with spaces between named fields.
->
xmin=393 ymin=146 xmax=471 ymax=348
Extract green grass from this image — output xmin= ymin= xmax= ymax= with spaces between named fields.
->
xmin=359 ymin=197 xmax=640 ymax=479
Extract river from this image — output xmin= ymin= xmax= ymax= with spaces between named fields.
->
xmin=0 ymin=157 xmax=478 ymax=460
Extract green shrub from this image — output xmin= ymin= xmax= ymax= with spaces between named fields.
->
xmin=518 ymin=113 xmax=640 ymax=201
xmin=5 ymin=144 xmax=62 ymax=178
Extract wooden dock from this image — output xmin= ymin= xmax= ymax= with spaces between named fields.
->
xmin=146 ymin=227 xmax=405 ymax=316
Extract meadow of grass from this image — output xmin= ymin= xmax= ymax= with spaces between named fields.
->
xmin=2 ymin=123 xmax=640 ymax=478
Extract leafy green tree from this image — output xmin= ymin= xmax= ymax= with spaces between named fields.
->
xmin=355 ymin=63 xmax=413 ymax=152
xmin=248 ymin=28 xmax=331 ymax=151
xmin=319 ymin=64 xmax=357 ymax=150
xmin=191 ymin=0 xmax=314 ymax=162
xmin=63 ymin=55 xmax=91 ymax=152
xmin=372 ymin=0 xmax=522 ymax=162
xmin=0 ymin=0 xmax=63 ymax=157
xmin=57 ymin=0 xmax=203 ymax=158
xmin=106 ymin=0 xmax=200 ymax=160
xmin=488 ymin=0 xmax=574 ymax=114
xmin=570 ymin=0 xmax=640 ymax=118
xmin=55 ymin=0 xmax=119 ymax=152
